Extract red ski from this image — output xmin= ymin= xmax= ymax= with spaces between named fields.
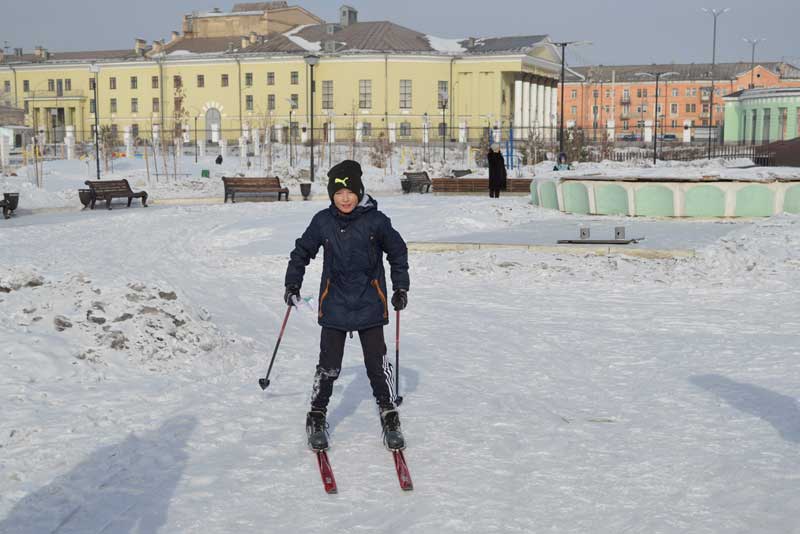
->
xmin=392 ymin=450 xmax=413 ymax=491
xmin=315 ymin=451 xmax=337 ymax=494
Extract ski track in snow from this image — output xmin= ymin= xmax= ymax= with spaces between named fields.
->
xmin=1 ymin=194 xmax=799 ymax=533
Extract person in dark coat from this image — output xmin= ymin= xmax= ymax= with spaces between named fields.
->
xmin=284 ymin=159 xmax=410 ymax=451
xmin=487 ymin=143 xmax=507 ymax=198
xmin=215 ymin=154 xmax=223 ymax=165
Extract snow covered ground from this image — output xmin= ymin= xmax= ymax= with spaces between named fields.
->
xmin=2 ymin=157 xmax=800 ymax=533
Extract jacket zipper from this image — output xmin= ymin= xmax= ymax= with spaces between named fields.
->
xmin=371 ymin=279 xmax=389 ymax=320
xmin=318 ymin=278 xmax=331 ymax=319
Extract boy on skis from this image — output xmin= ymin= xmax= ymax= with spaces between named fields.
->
xmin=284 ymin=160 xmax=410 ymax=451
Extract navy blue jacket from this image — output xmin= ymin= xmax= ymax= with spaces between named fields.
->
xmin=285 ymin=196 xmax=409 ymax=331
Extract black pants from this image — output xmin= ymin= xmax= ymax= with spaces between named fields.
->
xmin=310 ymin=326 xmax=395 ymax=411
xmin=489 ymin=188 xmax=501 ymax=198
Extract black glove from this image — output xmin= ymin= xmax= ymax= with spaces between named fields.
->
xmin=391 ymin=289 xmax=408 ymax=311
xmin=284 ymin=285 xmax=300 ymax=306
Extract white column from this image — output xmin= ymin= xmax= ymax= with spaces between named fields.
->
xmin=241 ymin=122 xmax=249 ymax=141
xmin=606 ymin=119 xmax=616 ymax=142
xmin=211 ymin=124 xmax=220 ymax=143
xmin=0 ymin=134 xmax=9 ymax=168
xmin=65 ymin=125 xmax=75 ymax=160
xmin=644 ymin=120 xmax=653 ymax=143
xmin=123 ymin=126 xmax=133 ymax=157
xmin=388 ymin=123 xmax=396 ymax=143
xmin=682 ymin=120 xmax=692 ymax=143
xmin=328 ymin=122 xmax=336 ymax=143
xmin=536 ymin=80 xmax=546 ymax=139
xmin=458 ymin=121 xmax=467 ymax=143
xmin=422 ymin=120 xmax=429 ymax=145
xmin=219 ymin=138 xmax=227 ymax=157
xmin=152 ymin=124 xmax=160 ymax=145
xmin=513 ymin=78 xmax=523 ymax=135
xmin=521 ymin=78 xmax=531 ymax=139
xmin=550 ymin=83 xmax=558 ymax=142
xmin=528 ymin=81 xmax=537 ymax=136
xmin=274 ymin=124 xmax=283 ymax=144
xmin=252 ymin=127 xmax=260 ymax=156
xmin=239 ymin=136 xmax=247 ymax=165
xmin=356 ymin=122 xmax=363 ymax=143
xmin=198 ymin=138 xmax=206 ymax=157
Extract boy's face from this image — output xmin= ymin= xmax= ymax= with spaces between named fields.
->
xmin=333 ymin=188 xmax=358 ymax=214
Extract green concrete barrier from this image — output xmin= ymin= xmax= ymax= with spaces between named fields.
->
xmin=562 ymin=182 xmax=590 ymax=214
xmin=530 ymin=180 xmax=540 ymax=206
xmin=783 ymin=184 xmax=800 ymax=214
xmin=595 ymin=184 xmax=629 ymax=215
xmin=635 ymin=185 xmax=674 ymax=217
xmin=735 ymin=185 xmax=774 ymax=217
xmin=685 ymin=185 xmax=726 ymax=217
xmin=540 ymin=181 xmax=559 ymax=210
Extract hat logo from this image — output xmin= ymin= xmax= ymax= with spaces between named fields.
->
xmin=335 ymin=177 xmax=349 ymax=187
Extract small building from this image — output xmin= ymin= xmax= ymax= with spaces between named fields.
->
xmin=0 ymin=125 xmax=33 ymax=150
xmin=723 ymin=87 xmax=800 ymax=145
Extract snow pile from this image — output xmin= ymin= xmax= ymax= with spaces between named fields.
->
xmin=426 ymin=35 xmax=466 ymax=53
xmin=0 ymin=267 xmax=228 ymax=372
xmin=284 ymin=24 xmax=321 ymax=52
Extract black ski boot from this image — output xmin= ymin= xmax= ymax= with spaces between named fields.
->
xmin=379 ymin=406 xmax=405 ymax=450
xmin=306 ymin=410 xmax=329 ymax=450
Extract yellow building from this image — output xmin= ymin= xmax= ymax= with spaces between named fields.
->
xmin=0 ymin=2 xmax=561 ymax=146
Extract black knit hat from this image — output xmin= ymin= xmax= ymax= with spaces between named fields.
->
xmin=327 ymin=160 xmax=364 ymax=202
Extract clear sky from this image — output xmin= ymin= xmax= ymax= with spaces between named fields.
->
xmin=1 ymin=0 xmax=798 ymax=67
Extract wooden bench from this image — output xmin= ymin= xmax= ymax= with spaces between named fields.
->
xmin=84 ymin=179 xmax=148 ymax=210
xmin=1 ymin=192 xmax=19 ymax=219
xmin=400 ymin=171 xmax=432 ymax=193
xmin=222 ymin=176 xmax=289 ymax=202
xmin=432 ymin=178 xmax=533 ymax=193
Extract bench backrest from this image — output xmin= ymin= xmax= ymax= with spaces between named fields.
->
xmin=222 ymin=176 xmax=283 ymax=188
xmin=84 ymin=179 xmax=133 ymax=194
xmin=402 ymin=171 xmax=431 ymax=181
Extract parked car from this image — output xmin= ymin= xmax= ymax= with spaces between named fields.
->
xmin=620 ymin=133 xmax=640 ymax=142
xmin=657 ymin=133 xmax=678 ymax=142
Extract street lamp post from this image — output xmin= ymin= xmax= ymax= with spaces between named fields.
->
xmin=636 ymin=71 xmax=677 ymax=164
xmin=439 ymin=89 xmax=448 ymax=163
xmin=553 ymin=40 xmax=591 ymax=155
xmin=89 ymin=63 xmax=101 ymax=179
xmin=304 ymin=54 xmax=319 ymax=182
xmin=285 ymin=97 xmax=296 ymax=167
xmin=194 ymin=115 xmax=199 ymax=163
xmin=703 ymin=7 xmax=729 ymax=159
xmin=743 ymin=37 xmax=766 ymax=89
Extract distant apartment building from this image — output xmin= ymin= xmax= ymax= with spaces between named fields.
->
xmin=561 ymin=62 xmax=800 ymax=142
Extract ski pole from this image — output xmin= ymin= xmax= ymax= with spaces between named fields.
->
xmin=258 ymin=304 xmax=293 ymax=391
xmin=395 ymin=309 xmax=404 ymax=406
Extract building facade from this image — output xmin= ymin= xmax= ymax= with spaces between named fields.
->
xmin=0 ymin=3 xmax=562 ymax=147
xmin=723 ymin=87 xmax=800 ymax=144
xmin=562 ymin=62 xmax=800 ymax=142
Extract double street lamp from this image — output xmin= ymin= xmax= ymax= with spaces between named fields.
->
xmin=88 ymin=62 xmax=101 ymax=179
xmin=304 ymin=54 xmax=319 ymax=182
xmin=635 ymin=71 xmax=677 ymax=164
xmin=702 ymin=7 xmax=729 ymax=159
xmin=553 ymin=40 xmax=591 ymax=155
xmin=743 ymin=37 xmax=766 ymax=89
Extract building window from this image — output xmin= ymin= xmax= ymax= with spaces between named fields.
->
xmin=571 ymin=106 xmax=577 ymax=115
xmin=361 ymin=122 xmax=372 ymax=138
xmin=671 ymin=103 xmax=678 ymax=115
xmin=751 ymin=110 xmax=758 ymax=145
xmin=672 ymin=88 xmax=679 ymax=97
xmin=592 ymin=89 xmax=599 ymax=99
xmin=246 ymin=95 xmax=253 ymax=111
xmin=268 ymin=94 xmax=275 ymax=110
xmin=65 ymin=79 xmax=72 ymax=91
xmin=685 ymin=88 xmax=691 ymax=97
xmin=110 ymin=98 xmax=117 ymax=113
xmin=89 ymin=78 xmax=96 ymax=90
xmin=131 ymin=124 xmax=139 ymax=138
xmin=152 ymin=97 xmax=160 ymax=113
xmin=438 ymin=80 xmax=448 ymax=109
xmin=48 ymin=79 xmax=55 ymax=91
xmin=762 ymin=109 xmax=771 ymax=143
xmin=290 ymin=94 xmax=299 ymax=109
xmin=173 ymin=76 xmax=182 ymax=88
xmin=399 ymin=121 xmax=411 ymax=137
xmin=131 ymin=98 xmax=138 ymax=113
xmin=174 ymin=97 xmax=183 ymax=113
xmin=671 ymin=120 xmax=677 ymax=128
xmin=399 ymin=79 xmax=412 ymax=109
xmin=291 ymin=71 xmax=299 ymax=85
xmin=89 ymin=99 xmax=95 ymax=114
xmin=267 ymin=72 xmax=275 ymax=85
xmin=23 ymin=79 xmax=30 ymax=92
xmin=197 ymin=74 xmax=205 ymax=88
xmin=623 ymin=89 xmax=629 ymax=99
xmin=702 ymin=103 xmax=709 ymax=113
xmin=622 ymin=120 xmax=629 ymax=129
xmin=322 ymin=80 xmax=333 ymax=110
xmin=438 ymin=122 xmax=447 ymax=137
xmin=109 ymin=77 xmax=116 ymax=90
xmin=221 ymin=74 xmax=229 ymax=87
xmin=570 ymin=89 xmax=577 ymax=99
xmin=152 ymin=76 xmax=159 ymax=89
xmin=636 ymin=88 xmax=642 ymax=98
xmin=245 ymin=72 xmax=253 ymax=87
xmin=642 ymin=89 xmax=648 ymax=98
xmin=605 ymin=89 xmax=611 ymax=98
xmin=685 ymin=103 xmax=696 ymax=113
xmin=130 ymin=76 xmax=138 ymax=89
xmin=359 ymin=80 xmax=372 ymax=109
